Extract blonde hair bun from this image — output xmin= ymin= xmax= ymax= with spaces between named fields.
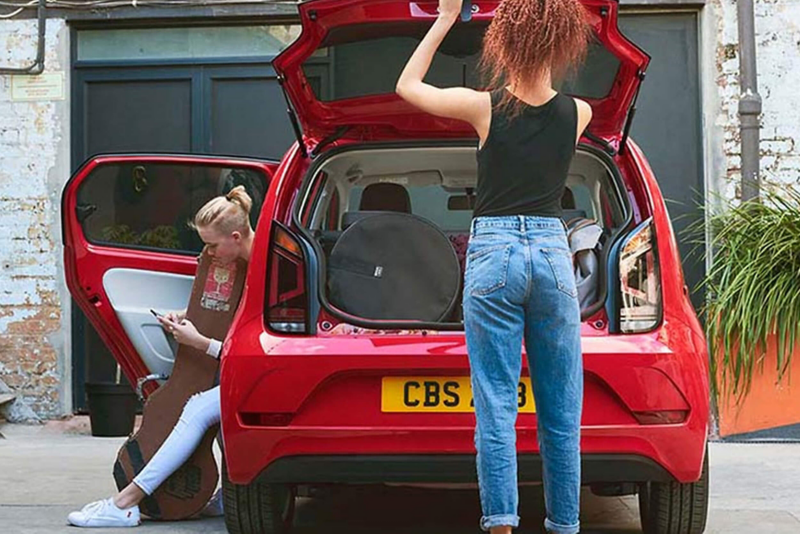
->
xmin=193 ymin=185 xmax=254 ymax=236
xmin=225 ymin=185 xmax=253 ymax=215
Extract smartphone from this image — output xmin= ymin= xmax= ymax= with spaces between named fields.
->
xmin=150 ymin=309 xmax=164 ymax=319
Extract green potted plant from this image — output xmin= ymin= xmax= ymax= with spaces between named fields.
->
xmin=697 ymin=183 xmax=800 ymax=436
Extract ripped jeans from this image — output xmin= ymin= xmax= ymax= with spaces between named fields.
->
xmin=132 ymin=386 xmax=220 ymax=495
xmin=463 ymin=216 xmax=583 ymax=534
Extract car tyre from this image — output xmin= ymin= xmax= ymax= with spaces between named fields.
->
xmin=222 ymin=461 xmax=295 ymax=534
xmin=639 ymin=446 xmax=709 ymax=534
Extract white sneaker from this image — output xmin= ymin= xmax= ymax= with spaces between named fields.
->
xmin=200 ymin=487 xmax=224 ymax=517
xmin=67 ymin=498 xmax=141 ymax=528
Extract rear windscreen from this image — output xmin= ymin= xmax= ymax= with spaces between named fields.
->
xmin=302 ymin=22 xmax=621 ymax=102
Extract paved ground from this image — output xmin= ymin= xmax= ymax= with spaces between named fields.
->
xmin=1 ymin=420 xmax=800 ymax=533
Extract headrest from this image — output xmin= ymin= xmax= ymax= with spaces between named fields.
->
xmin=359 ymin=183 xmax=411 ymax=213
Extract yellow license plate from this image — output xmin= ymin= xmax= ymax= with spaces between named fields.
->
xmin=381 ymin=377 xmax=536 ymax=413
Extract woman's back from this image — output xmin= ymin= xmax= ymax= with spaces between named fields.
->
xmin=474 ymin=90 xmax=578 ymax=219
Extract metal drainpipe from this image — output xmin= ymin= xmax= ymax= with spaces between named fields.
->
xmin=737 ymin=0 xmax=762 ymax=201
xmin=0 ymin=0 xmax=46 ymax=76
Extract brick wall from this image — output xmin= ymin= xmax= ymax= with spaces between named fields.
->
xmin=715 ymin=0 xmax=800 ymax=198
xmin=0 ymin=18 xmax=69 ymax=419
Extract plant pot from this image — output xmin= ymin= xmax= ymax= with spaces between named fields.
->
xmin=85 ymin=382 xmax=138 ymax=437
xmin=716 ymin=335 xmax=800 ymax=437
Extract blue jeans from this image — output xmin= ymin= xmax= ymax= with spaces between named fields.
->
xmin=463 ymin=215 xmax=583 ymax=534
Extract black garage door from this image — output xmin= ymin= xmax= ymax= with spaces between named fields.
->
xmin=619 ymin=12 xmax=705 ymax=313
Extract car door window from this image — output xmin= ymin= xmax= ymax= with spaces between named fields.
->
xmin=76 ymin=162 xmax=268 ymax=254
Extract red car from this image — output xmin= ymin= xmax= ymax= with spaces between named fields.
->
xmin=63 ymin=0 xmax=710 ymax=533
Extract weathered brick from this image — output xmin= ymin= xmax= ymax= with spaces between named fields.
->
xmin=716 ymin=1 xmax=800 ymax=194
xmin=0 ymin=19 xmax=65 ymax=419
xmin=761 ymin=138 xmax=795 ymax=155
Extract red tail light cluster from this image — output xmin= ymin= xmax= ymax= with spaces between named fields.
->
xmin=267 ymin=223 xmax=307 ymax=334
xmin=619 ymin=218 xmax=662 ymax=333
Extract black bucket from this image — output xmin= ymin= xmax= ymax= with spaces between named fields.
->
xmin=85 ymin=382 xmax=138 ymax=437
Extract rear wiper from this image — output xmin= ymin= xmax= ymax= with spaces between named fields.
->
xmin=277 ymin=73 xmax=308 ymax=159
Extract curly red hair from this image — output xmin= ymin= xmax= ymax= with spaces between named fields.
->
xmin=479 ymin=0 xmax=592 ymax=117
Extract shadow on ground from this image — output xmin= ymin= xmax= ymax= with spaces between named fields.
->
xmin=291 ymin=485 xmax=641 ymax=533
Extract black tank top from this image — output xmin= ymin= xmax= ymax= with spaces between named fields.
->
xmin=474 ymin=90 xmax=578 ymax=218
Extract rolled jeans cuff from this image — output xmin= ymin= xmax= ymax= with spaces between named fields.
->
xmin=480 ymin=514 xmax=520 ymax=531
xmin=544 ymin=517 xmax=580 ymax=534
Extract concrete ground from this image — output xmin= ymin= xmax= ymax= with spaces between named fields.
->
xmin=1 ymin=419 xmax=799 ymax=533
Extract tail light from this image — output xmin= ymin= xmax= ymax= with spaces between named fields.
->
xmin=267 ymin=222 xmax=307 ymax=334
xmin=619 ymin=218 xmax=662 ymax=333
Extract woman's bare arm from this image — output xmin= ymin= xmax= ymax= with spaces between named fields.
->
xmin=574 ymin=98 xmax=593 ymax=145
xmin=395 ymin=0 xmax=490 ymax=138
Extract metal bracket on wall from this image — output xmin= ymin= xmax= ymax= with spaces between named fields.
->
xmin=0 ymin=0 xmax=46 ymax=75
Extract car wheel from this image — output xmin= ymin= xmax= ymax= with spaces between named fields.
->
xmin=638 ymin=447 xmax=709 ymax=534
xmin=222 ymin=462 xmax=296 ymax=534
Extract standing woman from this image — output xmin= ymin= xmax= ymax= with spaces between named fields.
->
xmin=396 ymin=1 xmax=592 ymax=533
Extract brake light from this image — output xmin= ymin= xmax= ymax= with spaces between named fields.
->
xmin=267 ymin=223 xmax=307 ymax=334
xmin=619 ymin=218 xmax=662 ymax=333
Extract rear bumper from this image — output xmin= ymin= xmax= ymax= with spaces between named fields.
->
xmin=258 ymin=453 xmax=674 ymax=485
xmin=223 ymin=424 xmax=707 ymax=487
xmin=220 ymin=317 xmax=710 ymax=487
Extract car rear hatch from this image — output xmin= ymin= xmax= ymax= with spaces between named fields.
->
xmin=273 ymin=0 xmax=650 ymax=147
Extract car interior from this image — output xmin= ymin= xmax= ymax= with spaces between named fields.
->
xmin=298 ymin=146 xmax=627 ymax=322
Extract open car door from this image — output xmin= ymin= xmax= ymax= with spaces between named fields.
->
xmin=62 ymin=155 xmax=275 ymax=396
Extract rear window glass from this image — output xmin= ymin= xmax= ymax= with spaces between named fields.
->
xmin=302 ymin=22 xmax=620 ymax=102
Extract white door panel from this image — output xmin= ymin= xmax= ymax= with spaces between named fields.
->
xmin=103 ymin=268 xmax=194 ymax=376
